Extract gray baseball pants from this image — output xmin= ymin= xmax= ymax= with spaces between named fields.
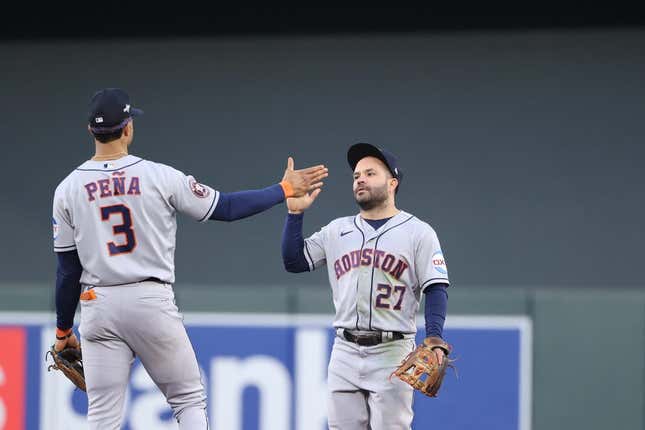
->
xmin=79 ymin=281 xmax=208 ymax=429
xmin=327 ymin=335 xmax=415 ymax=430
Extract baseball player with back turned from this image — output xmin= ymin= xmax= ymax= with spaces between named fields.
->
xmin=281 ymin=143 xmax=450 ymax=429
xmin=52 ymin=88 xmax=328 ymax=429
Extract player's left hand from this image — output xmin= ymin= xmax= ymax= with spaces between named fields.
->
xmin=391 ymin=336 xmax=454 ymax=397
xmin=47 ymin=329 xmax=85 ymax=392
xmin=431 ymin=346 xmax=445 ymax=366
xmin=54 ymin=330 xmax=80 ymax=353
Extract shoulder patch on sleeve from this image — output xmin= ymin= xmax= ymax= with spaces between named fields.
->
xmin=432 ymin=251 xmax=447 ymax=275
xmin=188 ymin=176 xmax=210 ymax=199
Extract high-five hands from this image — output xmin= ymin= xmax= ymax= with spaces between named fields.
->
xmin=281 ymin=157 xmax=328 ymax=198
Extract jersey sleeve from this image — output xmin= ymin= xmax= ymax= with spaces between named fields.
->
xmin=303 ymin=225 xmax=328 ymax=271
xmin=52 ymin=185 xmax=76 ymax=252
xmin=167 ymin=168 xmax=219 ymax=222
xmin=416 ymin=225 xmax=450 ymax=292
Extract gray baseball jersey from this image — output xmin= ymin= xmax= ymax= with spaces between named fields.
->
xmin=303 ymin=210 xmax=449 ymax=334
xmin=52 ymin=155 xmax=219 ymax=285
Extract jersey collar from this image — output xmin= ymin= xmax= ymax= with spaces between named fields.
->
xmin=355 ymin=210 xmax=410 ymax=241
xmin=78 ymin=155 xmax=142 ymax=171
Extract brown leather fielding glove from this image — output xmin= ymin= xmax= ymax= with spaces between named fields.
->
xmin=391 ymin=336 xmax=454 ymax=397
xmin=47 ymin=345 xmax=86 ymax=392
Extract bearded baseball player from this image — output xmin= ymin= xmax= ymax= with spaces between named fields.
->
xmin=51 ymin=88 xmax=328 ymax=429
xmin=281 ymin=143 xmax=450 ymax=429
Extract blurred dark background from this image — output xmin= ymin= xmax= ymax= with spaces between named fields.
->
xmin=0 ymin=7 xmax=645 ymax=40
xmin=3 ymin=8 xmax=645 ymax=39
xmin=1 ymin=7 xmax=644 ymax=288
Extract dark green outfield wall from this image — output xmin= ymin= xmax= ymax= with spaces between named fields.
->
xmin=1 ymin=29 xmax=645 ymax=289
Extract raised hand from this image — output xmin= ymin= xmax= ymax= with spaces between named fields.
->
xmin=281 ymin=157 xmax=328 ymax=198
xmin=287 ymin=188 xmax=323 ymax=214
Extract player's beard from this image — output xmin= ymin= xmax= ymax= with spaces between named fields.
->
xmin=354 ymin=182 xmax=389 ymax=211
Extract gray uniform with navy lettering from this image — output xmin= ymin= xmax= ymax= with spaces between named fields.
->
xmin=52 ymin=154 xmax=216 ymax=429
xmin=303 ymin=210 xmax=449 ymax=430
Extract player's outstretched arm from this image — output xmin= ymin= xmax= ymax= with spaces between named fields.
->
xmin=209 ymin=157 xmax=327 ymax=222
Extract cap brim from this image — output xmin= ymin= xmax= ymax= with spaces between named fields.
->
xmin=347 ymin=143 xmax=390 ymax=171
xmin=130 ymin=107 xmax=144 ymax=117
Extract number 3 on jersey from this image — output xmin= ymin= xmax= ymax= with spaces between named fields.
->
xmin=100 ymin=204 xmax=137 ymax=255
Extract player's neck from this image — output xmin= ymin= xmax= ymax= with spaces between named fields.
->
xmin=360 ymin=202 xmax=399 ymax=220
xmin=92 ymin=140 xmax=129 ymax=161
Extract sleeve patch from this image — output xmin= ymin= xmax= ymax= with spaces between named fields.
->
xmin=432 ymin=251 xmax=447 ymax=275
xmin=52 ymin=217 xmax=59 ymax=240
xmin=189 ymin=176 xmax=210 ymax=199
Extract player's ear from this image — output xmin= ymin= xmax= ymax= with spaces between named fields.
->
xmin=123 ymin=121 xmax=133 ymax=136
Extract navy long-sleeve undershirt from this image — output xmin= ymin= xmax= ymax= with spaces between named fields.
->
xmin=282 ymin=213 xmax=310 ymax=273
xmin=55 ymin=250 xmax=83 ymax=330
xmin=281 ymin=213 xmax=448 ymax=338
xmin=210 ymin=184 xmax=285 ymax=222
xmin=424 ymin=284 xmax=448 ymax=339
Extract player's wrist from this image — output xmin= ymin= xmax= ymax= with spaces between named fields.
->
xmin=288 ymin=209 xmax=304 ymax=215
xmin=279 ymin=181 xmax=294 ymax=198
xmin=56 ymin=327 xmax=73 ymax=340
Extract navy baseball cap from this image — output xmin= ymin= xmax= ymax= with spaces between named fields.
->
xmin=347 ymin=142 xmax=403 ymax=184
xmin=88 ymin=88 xmax=143 ymax=134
